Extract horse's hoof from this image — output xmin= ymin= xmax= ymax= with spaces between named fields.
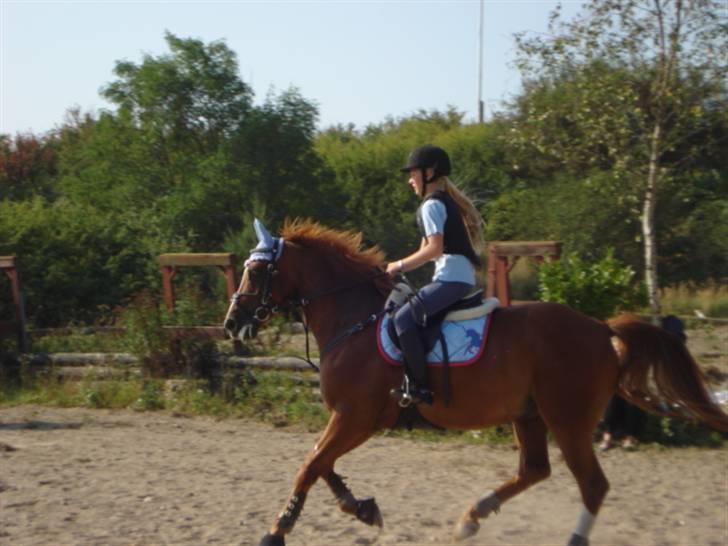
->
xmin=258 ymin=533 xmax=285 ymax=546
xmin=355 ymin=497 xmax=383 ymax=528
xmin=453 ymin=516 xmax=480 ymax=541
xmin=566 ymin=533 xmax=589 ymax=546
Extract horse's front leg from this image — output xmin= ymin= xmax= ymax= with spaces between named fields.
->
xmin=258 ymin=411 xmax=376 ymax=546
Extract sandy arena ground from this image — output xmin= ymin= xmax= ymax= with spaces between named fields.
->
xmin=1 ymin=405 xmax=726 ymax=546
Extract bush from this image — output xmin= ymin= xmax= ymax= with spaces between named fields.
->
xmin=538 ymin=250 xmax=646 ymax=319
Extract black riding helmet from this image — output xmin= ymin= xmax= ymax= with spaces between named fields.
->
xmin=400 ymin=144 xmax=451 ymax=186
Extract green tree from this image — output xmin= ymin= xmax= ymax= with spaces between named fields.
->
xmin=511 ymin=0 xmax=727 ymax=319
xmin=102 ymin=31 xmax=253 ymax=149
xmin=61 ymin=32 xmax=333 ymax=250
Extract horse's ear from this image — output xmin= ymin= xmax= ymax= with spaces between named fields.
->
xmin=253 ymin=218 xmax=274 ymax=248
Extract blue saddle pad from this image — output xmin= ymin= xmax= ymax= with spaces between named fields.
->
xmin=377 ymin=313 xmax=492 ymax=367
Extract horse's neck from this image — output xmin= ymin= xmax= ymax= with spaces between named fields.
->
xmin=303 ymin=279 xmax=385 ymax=352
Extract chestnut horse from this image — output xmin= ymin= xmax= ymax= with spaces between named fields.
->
xmin=223 ymin=219 xmax=728 ymax=546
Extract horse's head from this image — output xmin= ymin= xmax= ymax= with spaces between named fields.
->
xmin=224 ymin=218 xmax=393 ymax=341
xmin=223 ymin=219 xmax=291 ymax=340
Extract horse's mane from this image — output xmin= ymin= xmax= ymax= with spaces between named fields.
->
xmin=280 ymin=218 xmax=392 ymax=295
xmin=281 ymin=218 xmax=386 ymax=267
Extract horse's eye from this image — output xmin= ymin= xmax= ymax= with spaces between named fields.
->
xmin=247 ymin=269 xmax=262 ymax=285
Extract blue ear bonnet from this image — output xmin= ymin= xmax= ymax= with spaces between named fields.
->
xmin=245 ymin=219 xmax=284 ymax=266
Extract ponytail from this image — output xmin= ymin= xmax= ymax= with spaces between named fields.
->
xmin=443 ymin=178 xmax=485 ymax=258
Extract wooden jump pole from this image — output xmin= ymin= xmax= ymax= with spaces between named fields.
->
xmin=158 ymin=253 xmax=238 ymax=312
xmin=486 ymin=241 xmax=562 ymax=306
xmin=158 ymin=253 xmax=243 ymax=354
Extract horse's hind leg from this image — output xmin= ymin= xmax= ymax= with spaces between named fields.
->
xmin=258 ymin=410 xmax=375 ymax=546
xmin=454 ymin=413 xmax=551 ymax=541
xmin=550 ymin=428 xmax=609 ymax=546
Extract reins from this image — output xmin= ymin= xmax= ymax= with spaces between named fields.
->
xmin=293 ymin=269 xmax=393 ymax=372
xmin=298 ymin=269 xmax=391 ymax=306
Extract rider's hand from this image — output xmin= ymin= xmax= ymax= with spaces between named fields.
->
xmin=385 ymin=261 xmax=403 ymax=277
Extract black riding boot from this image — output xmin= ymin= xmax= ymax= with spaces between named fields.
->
xmin=391 ymin=329 xmax=433 ymax=406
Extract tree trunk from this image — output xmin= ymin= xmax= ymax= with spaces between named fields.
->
xmin=643 ymin=122 xmax=662 ymax=323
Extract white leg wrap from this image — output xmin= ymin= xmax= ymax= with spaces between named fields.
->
xmin=573 ymin=505 xmax=596 ymax=538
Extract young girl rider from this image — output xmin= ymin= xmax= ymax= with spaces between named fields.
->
xmin=386 ymin=144 xmax=484 ymax=406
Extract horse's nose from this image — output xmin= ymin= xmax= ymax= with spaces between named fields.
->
xmin=223 ymin=318 xmax=237 ymax=337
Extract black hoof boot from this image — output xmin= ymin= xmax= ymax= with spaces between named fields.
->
xmin=259 ymin=533 xmax=285 ymax=546
xmin=355 ymin=497 xmax=384 ymax=528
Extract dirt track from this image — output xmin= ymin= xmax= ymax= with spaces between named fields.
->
xmin=1 ymin=406 xmax=727 ymax=546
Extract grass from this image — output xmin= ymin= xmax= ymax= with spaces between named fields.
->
xmin=0 ymin=368 xmax=329 ymax=431
xmin=30 ymin=329 xmax=128 ymax=353
xmin=0 ymin=375 xmax=139 ymax=409
xmin=660 ymin=282 xmax=728 ymax=318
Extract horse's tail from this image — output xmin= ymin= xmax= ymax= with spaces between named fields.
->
xmin=608 ymin=313 xmax=728 ymax=433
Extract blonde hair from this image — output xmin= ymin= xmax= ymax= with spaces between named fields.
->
xmin=442 ymin=177 xmax=485 ymax=257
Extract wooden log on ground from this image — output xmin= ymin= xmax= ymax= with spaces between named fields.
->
xmin=24 ymin=353 xmax=139 ymax=366
xmin=20 ymin=353 xmax=319 ymax=372
xmin=50 ymin=366 xmax=141 ymax=380
xmin=219 ymin=355 xmax=319 ymax=372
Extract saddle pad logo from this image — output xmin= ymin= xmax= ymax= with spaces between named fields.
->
xmin=377 ymin=314 xmax=492 ymax=367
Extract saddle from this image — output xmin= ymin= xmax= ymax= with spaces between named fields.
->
xmin=383 ymin=283 xmax=498 ymax=408
xmin=384 ymin=283 xmax=491 ymax=352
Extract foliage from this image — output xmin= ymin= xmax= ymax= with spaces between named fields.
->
xmin=538 ymin=251 xmax=646 ymax=319
xmin=0 ymin=196 xmax=158 ymax=325
xmin=115 ymin=292 xmax=174 ymax=377
xmin=114 ymin=291 xmax=224 ymax=379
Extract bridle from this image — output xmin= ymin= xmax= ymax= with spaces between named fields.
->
xmin=231 ymin=238 xmax=288 ymax=323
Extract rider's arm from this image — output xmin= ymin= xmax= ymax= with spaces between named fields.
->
xmin=386 ymin=234 xmax=443 ymax=275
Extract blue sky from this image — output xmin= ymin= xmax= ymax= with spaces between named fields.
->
xmin=1 ymin=0 xmax=583 ymax=136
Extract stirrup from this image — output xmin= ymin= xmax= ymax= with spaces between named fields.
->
xmin=390 ymin=375 xmax=433 ymax=407
xmin=390 ymin=375 xmax=414 ymax=407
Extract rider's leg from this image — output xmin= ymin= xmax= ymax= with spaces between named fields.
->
xmin=396 ymin=328 xmax=432 ymax=404
xmin=391 ymin=302 xmax=428 ymax=404
xmin=392 ymin=281 xmax=472 ymax=405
